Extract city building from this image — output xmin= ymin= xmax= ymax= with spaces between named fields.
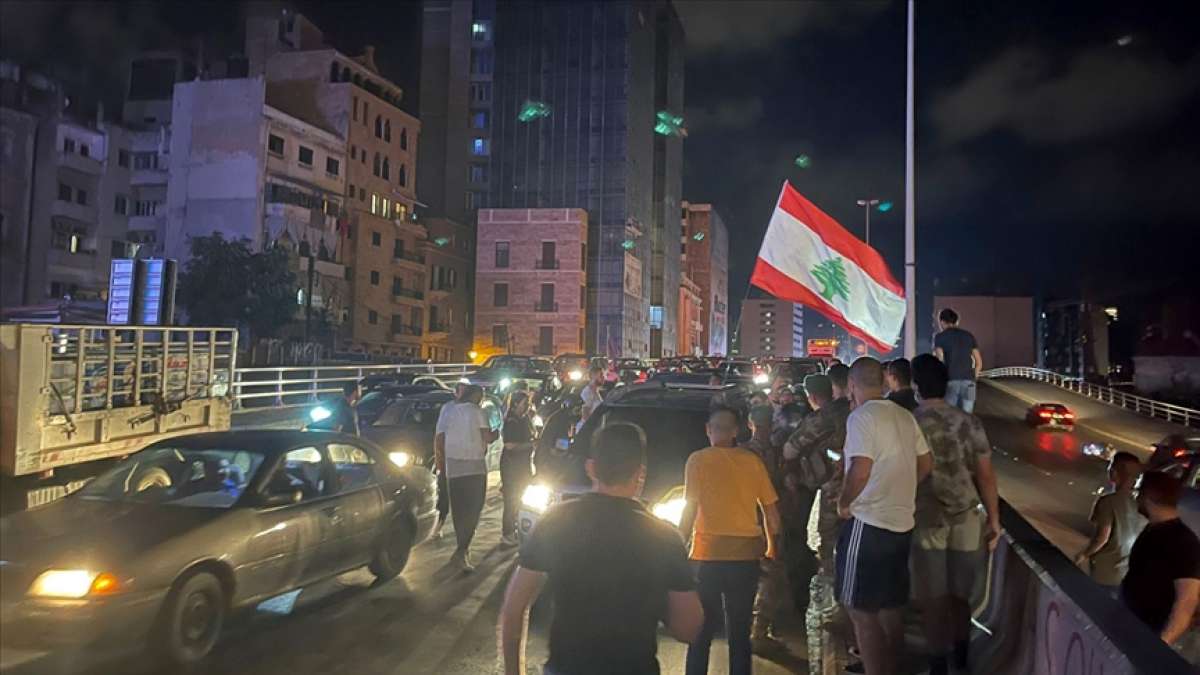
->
xmin=677 ymin=272 xmax=704 ymax=356
xmin=739 ymin=298 xmax=804 ymax=359
xmin=422 ymin=216 xmax=475 ymax=361
xmin=487 ymin=0 xmax=685 ymax=358
xmin=473 ymin=208 xmax=588 ymax=357
xmin=680 ymin=201 xmax=729 ymax=356
xmin=0 ymin=60 xmax=133 ymax=309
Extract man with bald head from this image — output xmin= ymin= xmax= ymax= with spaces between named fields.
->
xmin=835 ymin=357 xmax=933 ymax=675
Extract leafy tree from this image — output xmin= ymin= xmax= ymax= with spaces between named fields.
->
xmin=176 ymin=233 xmax=296 ymax=340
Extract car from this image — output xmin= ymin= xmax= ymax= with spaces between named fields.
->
xmin=518 ymin=382 xmax=749 ymax=539
xmin=358 ymin=372 xmax=416 ymax=393
xmin=469 ymin=355 xmax=555 ymax=393
xmin=552 ymin=353 xmax=591 ymax=382
xmin=356 ymin=383 xmax=449 ymax=425
xmin=411 ymin=374 xmax=466 ymax=391
xmin=767 ymin=357 xmax=825 ymax=381
xmin=1144 ymin=435 xmax=1200 ymax=537
xmin=360 ymin=391 xmax=505 ymax=472
xmin=1146 ymin=434 xmax=1200 ymax=472
xmin=1025 ymin=402 xmax=1075 ymax=429
xmin=0 ymin=430 xmax=437 ymax=665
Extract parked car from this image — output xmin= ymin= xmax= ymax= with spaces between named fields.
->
xmin=0 ymin=431 xmax=437 ymax=665
xmin=1025 ymin=402 xmax=1075 ymax=430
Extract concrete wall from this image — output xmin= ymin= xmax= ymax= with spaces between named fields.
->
xmin=934 ymin=295 xmax=1035 ymax=368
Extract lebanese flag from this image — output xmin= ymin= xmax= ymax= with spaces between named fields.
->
xmin=751 ymin=182 xmax=905 ymax=353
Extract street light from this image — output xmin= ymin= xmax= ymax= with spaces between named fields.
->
xmin=855 ymin=198 xmax=881 ymax=245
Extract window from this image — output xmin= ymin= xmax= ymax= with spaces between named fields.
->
xmin=493 ymin=283 xmax=508 ymax=307
xmin=541 ymin=241 xmax=556 ymax=268
xmin=495 ymin=241 xmax=509 ymax=268
xmin=358 ymin=187 xmax=365 ymax=201
xmin=370 ymin=193 xmax=379 ymax=214
xmin=469 ymin=164 xmax=488 ymax=183
xmin=382 ymin=157 xmax=390 ymax=181
xmin=383 ymin=119 xmax=391 ymax=142
xmin=411 ymin=307 xmax=423 ymax=333
xmin=471 ymin=20 xmax=491 ymax=41
xmin=110 ymin=240 xmax=127 ymax=258
xmin=373 ymin=153 xmax=381 ymax=176
xmin=79 ymin=144 xmax=90 ymax=158
xmin=398 ymin=164 xmax=407 ymax=187
xmin=298 ymin=145 xmax=314 ymax=166
xmin=393 ymin=238 xmax=405 ymax=258
xmin=371 ymin=231 xmax=381 ymax=246
xmin=471 ymin=48 xmax=493 ymax=75
xmin=382 ymin=197 xmax=391 ymax=219
xmin=268 ymin=134 xmax=285 ymax=155
xmin=347 ymin=182 xmax=355 ymax=197
xmin=58 ymin=183 xmax=72 ymax=201
xmin=368 ymin=310 xmax=378 ymax=325
xmin=397 ymin=204 xmax=408 ymax=220
xmin=326 ymin=157 xmax=339 ymax=176
xmin=392 ymin=276 xmax=403 ymax=294
xmin=63 ymin=138 xmax=75 ymax=153
xmin=580 ymin=285 xmax=586 ymax=310
xmin=391 ymin=314 xmax=405 ymax=333
xmin=470 ymin=111 xmax=488 ymax=129
xmin=362 ymin=102 xmax=368 ymax=126
xmin=448 ymin=268 xmax=457 ymax=288
xmin=492 ymin=325 xmax=508 ymax=349
xmin=75 ymin=189 xmax=87 ymax=205
xmin=399 ymin=128 xmax=408 ymax=150
xmin=539 ymin=284 xmax=555 ymax=310
xmin=471 ymin=138 xmax=489 ymax=156
xmin=134 ymin=200 xmax=158 ymax=217
xmin=649 ymin=306 xmax=664 ymax=328
xmin=267 ymin=447 xmax=329 ymax=500
xmin=114 ymin=195 xmax=128 ymax=215
xmin=353 ymin=96 xmax=359 ymax=121
xmin=344 ymin=266 xmax=354 ymax=280
xmin=470 ymin=83 xmax=491 ymax=103
xmin=374 ymin=115 xmax=383 ymax=139
xmin=133 ymin=152 xmax=157 ymax=170
xmin=370 ymin=270 xmax=380 ymax=286
xmin=117 ymin=150 xmax=130 ymax=168
xmin=538 ymin=327 xmax=554 ymax=356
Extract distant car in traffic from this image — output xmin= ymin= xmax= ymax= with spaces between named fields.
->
xmin=360 ymin=390 xmax=505 ymax=471
xmin=1143 ymin=434 xmax=1200 ymax=537
xmin=356 ymin=383 xmax=449 ymax=425
xmin=1025 ymin=402 xmax=1075 ymax=430
xmin=358 ymin=372 xmax=416 ymax=393
xmin=552 ymin=353 xmax=590 ymax=382
xmin=0 ymin=431 xmax=437 ymax=666
xmin=1146 ymin=434 xmax=1200 ymax=472
xmin=468 ymin=355 xmax=555 ymax=393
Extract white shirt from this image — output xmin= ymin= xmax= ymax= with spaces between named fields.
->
xmin=844 ymin=399 xmax=930 ymax=532
xmin=436 ymin=401 xmax=489 ymax=477
xmin=581 ymin=383 xmax=603 ymax=419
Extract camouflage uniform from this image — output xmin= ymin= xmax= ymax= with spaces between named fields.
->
xmin=746 ymin=436 xmax=790 ymax=640
xmin=782 ymin=397 xmax=851 ymax=576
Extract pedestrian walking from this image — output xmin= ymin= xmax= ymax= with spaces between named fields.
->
xmin=883 ymin=358 xmax=918 ymax=412
xmin=909 ymin=354 xmax=1002 ymax=675
xmin=1074 ymin=452 xmax=1145 ymax=592
xmin=836 ymin=357 xmax=932 ymax=675
xmin=431 ymin=382 xmax=469 ymax=538
xmin=745 ymin=405 xmax=789 ymax=653
xmin=933 ymin=308 xmax=983 ymax=413
xmin=680 ymin=406 xmax=783 ymax=675
xmin=500 ymin=391 xmax=536 ymax=547
xmin=433 ymin=385 xmax=497 ymax=572
xmin=499 ymin=423 xmax=703 ymax=675
xmin=1121 ymin=471 xmax=1200 ymax=663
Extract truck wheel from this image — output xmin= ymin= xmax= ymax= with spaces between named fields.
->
xmin=370 ymin=519 xmax=415 ymax=583
xmin=155 ymin=571 xmax=225 ymax=666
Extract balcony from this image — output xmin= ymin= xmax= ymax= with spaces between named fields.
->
xmin=534 ymin=301 xmax=559 ymax=313
xmin=392 ymin=325 xmax=423 ymax=338
xmin=535 ymin=258 xmax=560 ymax=270
xmin=428 ymin=321 xmax=450 ymax=334
xmin=58 ymin=151 xmax=103 ymax=176
xmin=394 ymin=250 xmax=426 ymax=270
xmin=51 ymin=199 xmax=97 ymax=224
xmin=392 ymin=287 xmax=424 ymax=302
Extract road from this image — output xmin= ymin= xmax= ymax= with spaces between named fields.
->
xmin=4 ymin=381 xmax=1190 ymax=674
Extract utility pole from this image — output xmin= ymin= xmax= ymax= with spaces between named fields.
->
xmin=304 ymin=250 xmax=315 ymax=343
xmin=856 ymin=198 xmax=880 ymax=245
xmin=904 ymin=0 xmax=918 ymax=358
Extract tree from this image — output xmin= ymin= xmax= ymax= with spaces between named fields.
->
xmin=176 ymin=233 xmax=296 ymax=340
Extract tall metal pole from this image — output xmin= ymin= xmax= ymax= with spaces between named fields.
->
xmin=865 ymin=206 xmax=872 ymax=247
xmin=904 ymin=0 xmax=918 ymax=359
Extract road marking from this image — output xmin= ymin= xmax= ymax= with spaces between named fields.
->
xmin=397 ymin=560 xmax=512 ymax=674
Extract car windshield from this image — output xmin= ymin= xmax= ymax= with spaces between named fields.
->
xmin=357 ymin=390 xmax=395 ymax=419
xmin=374 ymin=397 xmax=448 ymax=428
xmin=77 ymin=447 xmax=265 ymax=508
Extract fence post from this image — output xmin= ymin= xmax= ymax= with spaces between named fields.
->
xmin=274 ymin=370 xmax=284 ymax=408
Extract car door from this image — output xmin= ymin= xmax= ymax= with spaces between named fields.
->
xmin=241 ymin=446 xmax=340 ymax=601
xmin=326 ymin=442 xmax=387 ymax=572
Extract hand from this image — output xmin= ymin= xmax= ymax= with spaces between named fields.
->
xmin=986 ymin=519 xmax=1002 ymax=552
xmin=837 ymin=502 xmax=851 ymax=520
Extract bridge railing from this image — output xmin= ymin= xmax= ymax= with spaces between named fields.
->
xmin=982 ymin=366 xmax=1198 ymax=428
xmin=231 ymin=363 xmax=476 ymax=409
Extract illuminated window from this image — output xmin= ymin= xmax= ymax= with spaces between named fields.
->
xmin=370 ymin=193 xmax=379 ymax=215
xmin=472 ymin=138 xmax=489 ymax=156
xmin=382 ymin=198 xmax=391 ymax=219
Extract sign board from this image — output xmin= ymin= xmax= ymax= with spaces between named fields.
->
xmin=106 ymin=259 xmax=136 ymax=325
xmin=137 ymin=258 xmax=177 ymax=326
xmin=807 ymin=338 xmax=838 ymax=357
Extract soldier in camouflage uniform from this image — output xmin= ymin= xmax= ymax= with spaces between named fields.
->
xmin=745 ymin=405 xmax=790 ymax=651
xmin=910 ymin=354 xmax=1001 ymax=675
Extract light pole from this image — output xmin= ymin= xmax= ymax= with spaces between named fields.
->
xmin=856 ymin=198 xmax=880 ymax=245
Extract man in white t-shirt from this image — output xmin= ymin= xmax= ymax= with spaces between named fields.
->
xmin=578 ymin=366 xmax=606 ymax=431
xmin=835 ymin=357 xmax=932 ymax=675
xmin=434 ymin=385 xmax=497 ymax=572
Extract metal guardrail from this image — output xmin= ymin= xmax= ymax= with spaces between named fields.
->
xmin=982 ymin=366 xmax=1198 ymax=428
xmin=231 ymin=362 xmax=475 ymax=409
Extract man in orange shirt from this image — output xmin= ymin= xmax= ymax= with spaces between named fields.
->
xmin=680 ymin=406 xmax=783 ymax=675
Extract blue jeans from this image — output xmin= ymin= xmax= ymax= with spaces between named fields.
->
xmin=686 ymin=560 xmax=760 ymax=675
xmin=946 ymin=379 xmax=977 ymax=414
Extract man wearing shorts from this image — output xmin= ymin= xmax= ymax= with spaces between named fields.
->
xmin=836 ymin=358 xmax=932 ymax=675
xmin=910 ymin=355 xmax=1001 ymax=675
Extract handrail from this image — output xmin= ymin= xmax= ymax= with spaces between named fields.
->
xmin=982 ymin=366 xmax=1198 ymax=428
xmin=231 ymin=362 xmax=476 ymax=409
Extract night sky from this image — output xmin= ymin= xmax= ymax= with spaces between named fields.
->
xmin=5 ymin=0 xmax=1196 ymax=334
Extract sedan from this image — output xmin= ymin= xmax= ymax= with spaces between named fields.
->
xmin=0 ymin=430 xmax=437 ymax=665
xmin=361 ymin=391 xmax=505 ymax=472
xmin=1025 ymin=402 xmax=1075 ymax=429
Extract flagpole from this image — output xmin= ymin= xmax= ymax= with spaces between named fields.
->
xmin=903 ymin=0 xmax=918 ymax=359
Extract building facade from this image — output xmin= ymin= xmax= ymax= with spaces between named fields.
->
xmin=422 ymin=216 xmax=475 ymax=361
xmin=487 ymin=0 xmax=685 ymax=358
xmin=474 ymin=208 xmax=588 ymax=357
xmin=677 ymin=272 xmax=704 ymax=356
xmin=739 ymin=298 xmax=804 ymax=359
xmin=681 ymin=201 xmax=729 ymax=356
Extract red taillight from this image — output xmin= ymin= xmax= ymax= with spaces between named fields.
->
xmin=1063 ymin=413 xmax=1075 ymax=419
xmin=1039 ymin=411 xmax=1053 ymax=418
xmin=1175 ymin=448 xmax=1188 ymax=458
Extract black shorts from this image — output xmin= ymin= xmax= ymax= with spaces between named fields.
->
xmin=835 ymin=517 xmax=912 ymax=610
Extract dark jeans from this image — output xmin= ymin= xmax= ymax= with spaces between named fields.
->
xmin=686 ymin=560 xmax=760 ymax=675
xmin=499 ymin=448 xmax=532 ymax=537
xmin=447 ymin=473 xmax=487 ymax=555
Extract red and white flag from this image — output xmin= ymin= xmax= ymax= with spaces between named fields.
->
xmin=751 ymin=182 xmax=906 ymax=353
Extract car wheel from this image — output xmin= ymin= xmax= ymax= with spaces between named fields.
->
xmin=155 ymin=571 xmax=225 ymax=666
xmin=370 ymin=518 xmax=415 ymax=583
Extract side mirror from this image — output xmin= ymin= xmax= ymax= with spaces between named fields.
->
xmin=262 ymin=490 xmax=303 ymax=507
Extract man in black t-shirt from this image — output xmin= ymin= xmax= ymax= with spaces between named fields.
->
xmin=1121 ymin=471 xmax=1200 ymax=663
xmin=499 ymin=423 xmax=704 ymax=675
xmin=933 ymin=308 xmax=983 ymax=413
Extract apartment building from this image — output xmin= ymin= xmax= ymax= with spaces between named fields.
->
xmin=681 ymin=202 xmax=730 ymax=356
xmin=474 ymin=208 xmax=588 ymax=357
xmin=422 ymin=216 xmax=474 ymax=362
xmin=739 ymin=298 xmax=804 ymax=359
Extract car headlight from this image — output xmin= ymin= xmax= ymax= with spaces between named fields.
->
xmin=753 ymin=373 xmax=769 ymax=385
xmin=532 ymin=414 xmax=544 ymax=428
xmin=389 ymin=451 xmax=412 ymax=467
xmin=652 ymin=498 xmax=687 ymax=526
xmin=521 ymin=484 xmax=553 ymax=513
xmin=568 ymin=369 xmax=583 ymax=381
xmin=309 ymin=405 xmax=332 ymax=422
xmin=29 ymin=570 xmax=120 ymax=599
xmin=499 ymin=377 xmax=512 ymax=391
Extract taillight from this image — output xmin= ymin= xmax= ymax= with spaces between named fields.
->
xmin=1175 ymin=448 xmax=1188 ymax=458
xmin=1039 ymin=411 xmax=1052 ymax=418
xmin=1063 ymin=413 xmax=1075 ymax=419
